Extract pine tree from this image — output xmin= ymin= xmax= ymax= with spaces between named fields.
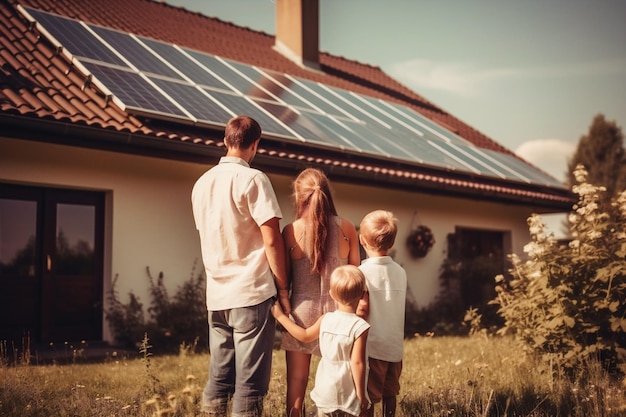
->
xmin=566 ymin=114 xmax=626 ymax=208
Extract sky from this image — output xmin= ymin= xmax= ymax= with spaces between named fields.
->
xmin=165 ymin=0 xmax=626 ymax=183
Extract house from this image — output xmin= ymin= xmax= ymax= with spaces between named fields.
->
xmin=0 ymin=0 xmax=574 ymax=346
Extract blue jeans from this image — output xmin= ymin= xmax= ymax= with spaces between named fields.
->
xmin=202 ymin=297 xmax=276 ymax=417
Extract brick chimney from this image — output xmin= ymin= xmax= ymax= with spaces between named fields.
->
xmin=274 ymin=0 xmax=320 ymax=70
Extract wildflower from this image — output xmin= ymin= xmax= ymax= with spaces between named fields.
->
xmin=587 ymin=230 xmax=602 ymax=240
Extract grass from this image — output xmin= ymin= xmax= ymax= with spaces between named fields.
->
xmin=1 ymin=335 xmax=624 ymax=417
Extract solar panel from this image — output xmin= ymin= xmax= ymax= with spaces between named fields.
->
xmin=148 ymin=77 xmax=233 ymax=123
xmin=305 ymin=114 xmax=390 ymax=155
xmin=312 ymin=85 xmax=435 ymax=163
xmin=227 ymin=64 xmax=318 ymax=111
xmin=140 ymin=39 xmax=231 ymax=90
xmin=81 ymin=62 xmax=189 ymax=118
xmin=88 ymin=26 xmax=184 ymax=80
xmin=270 ymin=75 xmax=352 ymax=118
xmin=379 ymin=100 xmax=471 ymax=146
xmin=24 ymin=8 xmax=127 ymax=66
xmin=427 ymin=140 xmax=500 ymax=178
xmin=206 ymin=90 xmax=297 ymax=139
xmin=182 ymin=51 xmax=275 ymax=101
xmin=481 ymin=150 xmax=564 ymax=187
xmin=21 ymin=6 xmax=566 ymax=188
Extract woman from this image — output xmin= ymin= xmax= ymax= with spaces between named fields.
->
xmin=281 ymin=168 xmax=361 ymax=417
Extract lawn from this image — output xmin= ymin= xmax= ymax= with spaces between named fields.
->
xmin=1 ymin=335 xmax=624 ymax=416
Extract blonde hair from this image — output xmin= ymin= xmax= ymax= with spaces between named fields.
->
xmin=292 ymin=168 xmax=338 ymax=274
xmin=359 ymin=210 xmax=398 ymax=251
xmin=330 ymin=265 xmax=367 ymax=306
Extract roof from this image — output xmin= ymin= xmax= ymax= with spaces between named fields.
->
xmin=0 ymin=0 xmax=575 ymax=210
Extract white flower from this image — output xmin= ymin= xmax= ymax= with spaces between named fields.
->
xmin=587 ymin=230 xmax=602 ymax=240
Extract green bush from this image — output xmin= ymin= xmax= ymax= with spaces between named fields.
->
xmin=492 ymin=165 xmax=626 ymax=375
xmin=105 ymin=264 xmax=208 ymax=354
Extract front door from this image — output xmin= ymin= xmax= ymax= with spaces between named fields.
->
xmin=0 ymin=184 xmax=104 ymax=344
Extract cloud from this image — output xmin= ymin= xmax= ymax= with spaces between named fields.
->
xmin=385 ymin=58 xmax=626 ymax=97
xmin=515 ymin=139 xmax=577 ymax=182
xmin=386 ymin=59 xmax=516 ymax=96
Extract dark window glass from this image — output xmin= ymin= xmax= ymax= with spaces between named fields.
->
xmin=0 ymin=199 xmax=37 ymax=277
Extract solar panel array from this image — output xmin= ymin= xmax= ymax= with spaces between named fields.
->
xmin=21 ymin=7 xmax=564 ymax=188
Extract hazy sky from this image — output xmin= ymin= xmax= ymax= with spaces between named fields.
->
xmin=166 ymin=0 xmax=626 ymax=182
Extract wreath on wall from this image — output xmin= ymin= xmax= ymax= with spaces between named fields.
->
xmin=406 ymin=212 xmax=435 ymax=259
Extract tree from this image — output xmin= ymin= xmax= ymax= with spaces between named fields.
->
xmin=567 ymin=114 xmax=626 ymax=209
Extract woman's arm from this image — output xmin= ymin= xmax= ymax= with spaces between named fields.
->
xmin=341 ymin=218 xmax=361 ymax=267
xmin=271 ymin=301 xmax=322 ymax=344
xmin=350 ymin=329 xmax=370 ymax=415
xmin=280 ymin=223 xmax=295 ymax=314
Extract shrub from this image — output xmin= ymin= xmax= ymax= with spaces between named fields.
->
xmin=105 ymin=264 xmax=208 ymax=354
xmin=492 ymin=165 xmax=626 ymax=375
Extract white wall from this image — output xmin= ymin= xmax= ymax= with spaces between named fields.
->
xmin=2 ymin=137 xmax=536 ymax=341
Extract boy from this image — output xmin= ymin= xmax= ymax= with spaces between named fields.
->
xmin=358 ymin=210 xmax=407 ymax=417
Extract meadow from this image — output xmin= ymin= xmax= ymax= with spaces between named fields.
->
xmin=1 ymin=335 xmax=624 ymax=417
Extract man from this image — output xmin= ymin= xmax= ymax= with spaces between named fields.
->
xmin=192 ymin=115 xmax=291 ymax=416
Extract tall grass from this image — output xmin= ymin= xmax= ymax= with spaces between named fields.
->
xmin=1 ymin=335 xmax=624 ymax=416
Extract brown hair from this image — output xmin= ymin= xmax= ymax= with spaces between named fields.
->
xmin=293 ymin=168 xmax=338 ymax=274
xmin=359 ymin=210 xmax=398 ymax=251
xmin=224 ymin=115 xmax=262 ymax=149
xmin=330 ymin=265 xmax=367 ymax=306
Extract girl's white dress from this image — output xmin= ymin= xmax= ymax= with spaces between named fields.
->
xmin=310 ymin=310 xmax=370 ymax=416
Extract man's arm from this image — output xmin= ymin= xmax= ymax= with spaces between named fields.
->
xmin=260 ymin=217 xmax=291 ymax=315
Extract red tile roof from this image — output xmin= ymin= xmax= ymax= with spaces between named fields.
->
xmin=0 ymin=0 xmax=575 ymax=209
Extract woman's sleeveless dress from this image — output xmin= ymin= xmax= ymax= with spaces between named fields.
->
xmin=281 ymin=216 xmax=348 ymax=355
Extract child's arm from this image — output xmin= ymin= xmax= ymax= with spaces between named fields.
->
xmin=271 ymin=301 xmax=322 ymax=344
xmin=350 ymin=328 xmax=370 ymax=416
xmin=356 ymin=290 xmax=369 ymax=320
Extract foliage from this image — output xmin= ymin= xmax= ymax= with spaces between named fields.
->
xmin=567 ymin=114 xmax=626 ymax=209
xmin=105 ymin=264 xmax=207 ymax=354
xmin=105 ymin=274 xmax=146 ymax=351
xmin=492 ymin=165 xmax=626 ymax=375
xmin=405 ymin=225 xmax=436 ymax=258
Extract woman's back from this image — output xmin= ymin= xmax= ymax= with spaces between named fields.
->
xmin=281 ymin=216 xmax=348 ymax=354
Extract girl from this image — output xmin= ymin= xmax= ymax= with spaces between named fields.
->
xmin=273 ymin=265 xmax=370 ymax=417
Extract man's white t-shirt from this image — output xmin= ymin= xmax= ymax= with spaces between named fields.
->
xmin=191 ymin=156 xmax=282 ymax=311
